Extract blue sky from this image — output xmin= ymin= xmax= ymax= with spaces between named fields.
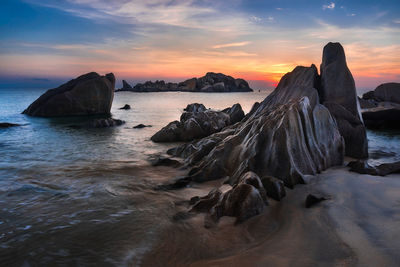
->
xmin=0 ymin=0 xmax=399 ymax=90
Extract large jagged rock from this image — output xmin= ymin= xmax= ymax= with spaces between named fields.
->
xmin=167 ymin=64 xmax=344 ymax=189
xmin=151 ymin=103 xmax=244 ymax=142
xmin=23 ymin=72 xmax=115 ymax=117
xmin=115 ymin=72 xmax=253 ymax=92
xmin=320 ymin=42 xmax=368 ymax=159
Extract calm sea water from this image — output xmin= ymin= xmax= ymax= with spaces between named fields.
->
xmin=0 ymin=88 xmax=399 ymax=265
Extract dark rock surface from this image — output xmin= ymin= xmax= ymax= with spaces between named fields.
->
xmin=190 ymin=172 xmax=267 ymax=226
xmin=133 ymin=124 xmax=152 ymax=129
xmin=150 ymin=156 xmax=181 ymax=167
xmin=305 ymin=194 xmax=327 ymax=208
xmin=184 ymin=103 xmax=206 ymax=112
xmin=319 ymin=42 xmax=368 ymax=158
xmin=373 ymin=83 xmax=400 ymax=104
xmin=362 ymin=107 xmax=400 ymax=129
xmin=23 ymin=72 xmax=115 ymax=117
xmin=151 ymin=103 xmax=244 ymax=142
xmin=260 ymin=176 xmax=286 ymax=201
xmin=0 ymin=123 xmax=21 ymax=128
xmin=348 ymin=160 xmax=400 ymax=176
xmin=119 ymin=104 xmax=131 ymax=110
xmin=360 ymin=83 xmax=400 ymax=129
xmin=115 ymin=72 xmax=253 ymax=93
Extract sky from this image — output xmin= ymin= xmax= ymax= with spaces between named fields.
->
xmin=0 ymin=0 xmax=399 ymax=91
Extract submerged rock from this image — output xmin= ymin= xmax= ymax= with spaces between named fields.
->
xmin=151 ymin=103 xmax=244 ymax=142
xmin=305 ymin=194 xmax=327 ymax=208
xmin=119 ymin=104 xmax=131 ymax=110
xmin=133 ymin=124 xmax=152 ymax=129
xmin=320 ymin=42 xmax=368 ymax=159
xmin=23 ymin=72 xmax=115 ymax=117
xmin=0 ymin=122 xmax=21 ymax=128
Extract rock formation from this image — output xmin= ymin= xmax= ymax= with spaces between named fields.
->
xmin=190 ymin=172 xmax=267 ymax=226
xmin=119 ymin=104 xmax=131 ymax=110
xmin=157 ymin=42 xmax=372 ymax=224
xmin=360 ymin=83 xmax=400 ymax=129
xmin=23 ymin=72 xmax=115 ymax=117
xmin=151 ymin=103 xmax=245 ymax=142
xmin=116 ymin=72 xmax=253 ymax=92
xmin=319 ymin=42 xmax=368 ymax=158
xmin=348 ymin=160 xmax=400 ymax=176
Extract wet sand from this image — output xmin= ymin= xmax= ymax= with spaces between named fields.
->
xmin=141 ymin=166 xmax=400 ymax=267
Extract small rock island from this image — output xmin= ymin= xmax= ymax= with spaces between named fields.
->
xmin=116 ymin=72 xmax=253 ymax=92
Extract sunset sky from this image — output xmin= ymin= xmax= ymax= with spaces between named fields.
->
xmin=1 ymin=0 xmax=399 ymax=91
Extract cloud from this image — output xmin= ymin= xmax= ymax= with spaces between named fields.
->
xmin=394 ymin=19 xmax=400 ymax=24
xmin=347 ymin=13 xmax=356 ymax=17
xmin=267 ymin=16 xmax=274 ymax=22
xmin=322 ymin=2 xmax=335 ymax=10
xmin=212 ymin=41 xmax=251 ymax=49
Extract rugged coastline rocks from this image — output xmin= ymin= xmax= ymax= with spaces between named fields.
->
xmin=360 ymin=83 xmax=400 ymax=129
xmin=151 ymin=103 xmax=245 ymax=142
xmin=319 ymin=42 xmax=368 ymax=159
xmin=116 ymin=72 xmax=253 ymax=92
xmin=90 ymin=118 xmax=125 ymax=128
xmin=23 ymin=72 xmax=115 ymax=117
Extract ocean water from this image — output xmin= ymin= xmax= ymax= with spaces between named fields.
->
xmin=0 ymin=88 xmax=399 ymax=266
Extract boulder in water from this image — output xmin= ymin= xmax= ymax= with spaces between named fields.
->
xmin=119 ymin=104 xmax=131 ymax=110
xmin=23 ymin=72 xmax=115 ymax=117
xmin=151 ymin=103 xmax=244 ymax=142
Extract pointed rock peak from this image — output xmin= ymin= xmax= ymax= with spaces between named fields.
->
xmin=276 ymin=64 xmax=319 ymax=90
xmin=322 ymin=42 xmax=346 ymax=67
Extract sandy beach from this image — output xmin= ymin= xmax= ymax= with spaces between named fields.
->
xmin=141 ymin=165 xmax=400 ymax=267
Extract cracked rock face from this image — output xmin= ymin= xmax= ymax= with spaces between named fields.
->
xmin=23 ymin=72 xmax=115 ymax=117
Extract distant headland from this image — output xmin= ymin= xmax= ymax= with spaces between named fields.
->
xmin=115 ymin=72 xmax=253 ymax=93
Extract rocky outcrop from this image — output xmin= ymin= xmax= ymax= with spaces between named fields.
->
xmin=319 ymin=42 xmax=368 ymax=159
xmin=362 ymin=107 xmax=400 ymax=129
xmin=360 ymin=83 xmax=400 ymax=129
xmin=116 ymin=72 xmax=253 ymax=93
xmin=348 ymin=160 xmax=400 ymax=176
xmin=23 ymin=72 xmax=115 ymax=117
xmin=151 ymin=103 xmax=245 ymax=142
xmin=115 ymin=80 xmax=133 ymax=92
xmin=190 ymin=172 xmax=267 ymax=227
xmin=363 ymin=83 xmax=400 ymax=104
xmin=167 ymin=63 xmax=344 ymax=189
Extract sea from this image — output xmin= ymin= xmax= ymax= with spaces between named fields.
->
xmin=0 ymin=88 xmax=399 ymax=266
